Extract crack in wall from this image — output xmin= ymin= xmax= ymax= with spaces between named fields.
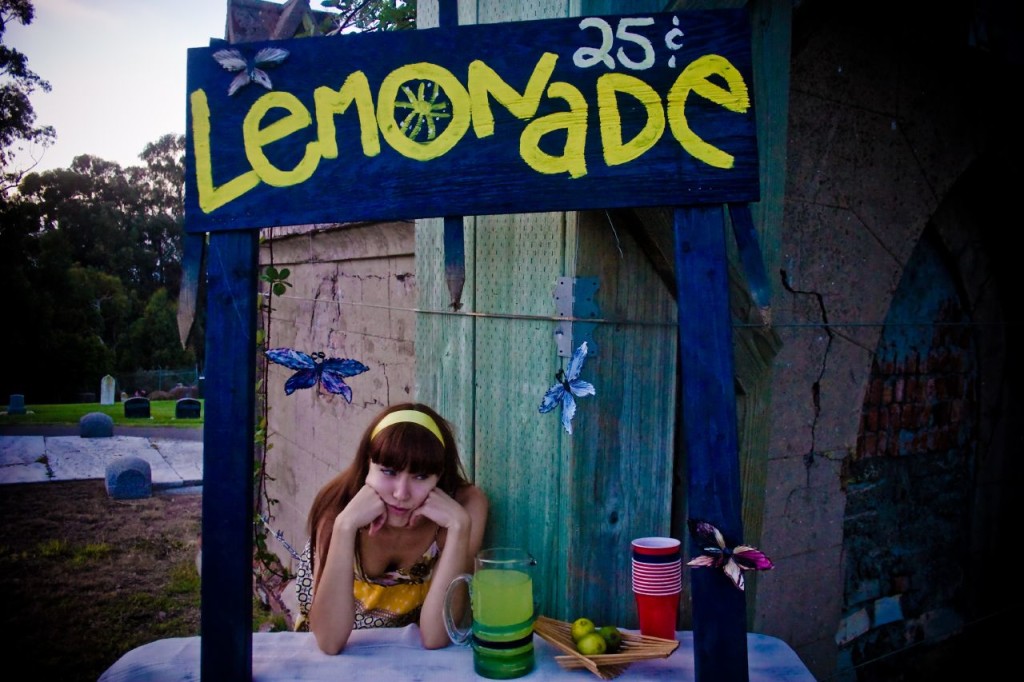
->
xmin=781 ymin=268 xmax=834 ymax=475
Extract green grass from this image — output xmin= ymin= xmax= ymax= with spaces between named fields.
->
xmin=0 ymin=400 xmax=204 ymax=427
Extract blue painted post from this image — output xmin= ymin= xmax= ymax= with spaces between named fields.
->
xmin=201 ymin=231 xmax=258 ymax=680
xmin=444 ymin=216 xmax=466 ymax=309
xmin=439 ymin=1 xmax=466 ymax=311
xmin=674 ymin=206 xmax=749 ymax=681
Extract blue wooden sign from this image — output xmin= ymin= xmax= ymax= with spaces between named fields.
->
xmin=185 ymin=9 xmax=756 ymax=233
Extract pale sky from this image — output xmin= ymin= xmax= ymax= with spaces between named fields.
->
xmin=5 ymin=0 xmax=277 ymax=173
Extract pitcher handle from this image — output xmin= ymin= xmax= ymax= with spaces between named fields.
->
xmin=443 ymin=572 xmax=473 ymax=645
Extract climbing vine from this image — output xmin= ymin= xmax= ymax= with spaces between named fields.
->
xmin=252 ymin=233 xmax=293 ymax=626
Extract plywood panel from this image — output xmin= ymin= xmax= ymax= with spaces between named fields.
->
xmin=473 ymin=211 xmax=573 ymax=618
xmin=415 ymin=216 xmax=477 ymax=476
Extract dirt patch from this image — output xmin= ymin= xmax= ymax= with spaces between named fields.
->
xmin=0 ymin=479 xmax=202 ymax=682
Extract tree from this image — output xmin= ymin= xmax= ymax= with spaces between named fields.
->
xmin=299 ymin=0 xmax=416 ymax=36
xmin=0 ymin=0 xmax=54 ymax=192
xmin=1 ymin=134 xmax=193 ymax=401
xmin=121 ymin=288 xmax=195 ymax=371
xmin=132 ymin=134 xmax=186 ymax=294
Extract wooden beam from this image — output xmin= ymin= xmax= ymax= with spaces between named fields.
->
xmin=201 ymin=231 xmax=259 ymax=681
xmin=674 ymin=206 xmax=749 ymax=682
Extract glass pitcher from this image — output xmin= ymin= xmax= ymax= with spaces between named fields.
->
xmin=443 ymin=547 xmax=537 ymax=679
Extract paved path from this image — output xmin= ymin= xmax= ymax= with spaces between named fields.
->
xmin=0 ymin=426 xmax=203 ymax=489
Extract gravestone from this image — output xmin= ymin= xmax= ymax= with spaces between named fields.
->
xmin=80 ymin=412 xmax=114 ymax=438
xmin=100 ymin=375 xmax=116 ymax=405
xmin=105 ymin=456 xmax=152 ymax=499
xmin=124 ymin=396 xmax=151 ymax=418
xmin=176 ymin=397 xmax=202 ymax=419
xmin=7 ymin=394 xmax=26 ymax=415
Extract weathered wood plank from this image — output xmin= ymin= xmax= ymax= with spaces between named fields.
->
xmin=570 ymin=209 xmax=678 ymax=629
xmin=415 ymin=217 xmax=477 ymax=478
xmin=201 ymin=231 xmax=259 ymax=681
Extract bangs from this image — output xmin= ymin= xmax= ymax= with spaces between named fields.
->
xmin=369 ymin=422 xmax=446 ymax=476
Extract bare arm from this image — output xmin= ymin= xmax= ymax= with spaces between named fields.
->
xmin=415 ymin=485 xmax=489 ymax=649
xmin=308 ymin=486 xmax=386 ymax=654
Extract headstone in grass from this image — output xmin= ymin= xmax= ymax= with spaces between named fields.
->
xmin=7 ymin=394 xmax=25 ymax=415
xmin=176 ymin=397 xmax=201 ymax=419
xmin=124 ymin=396 xmax=151 ymax=419
xmin=100 ymin=375 xmax=116 ymax=405
xmin=105 ymin=456 xmax=152 ymax=499
xmin=80 ymin=412 xmax=114 ymax=438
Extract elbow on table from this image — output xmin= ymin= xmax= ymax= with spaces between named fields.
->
xmin=421 ymin=632 xmax=452 ymax=650
xmin=314 ymin=632 xmax=350 ymax=655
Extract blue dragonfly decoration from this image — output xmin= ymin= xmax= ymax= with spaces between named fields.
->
xmin=212 ymin=46 xmax=290 ymax=96
xmin=264 ymin=348 xmax=368 ymax=403
xmin=539 ymin=341 xmax=596 ymax=434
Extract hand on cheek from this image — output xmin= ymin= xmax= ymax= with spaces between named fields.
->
xmin=368 ymin=513 xmax=387 ymax=535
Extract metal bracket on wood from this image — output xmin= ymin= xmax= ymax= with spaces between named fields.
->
xmin=553 ymin=276 xmax=599 ymax=358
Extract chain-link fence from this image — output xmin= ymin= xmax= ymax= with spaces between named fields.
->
xmin=116 ymin=367 xmax=203 ymax=400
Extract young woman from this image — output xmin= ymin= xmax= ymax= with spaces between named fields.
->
xmin=298 ymin=403 xmax=488 ymax=654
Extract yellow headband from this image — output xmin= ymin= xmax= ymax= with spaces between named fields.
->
xmin=370 ymin=409 xmax=445 ymax=446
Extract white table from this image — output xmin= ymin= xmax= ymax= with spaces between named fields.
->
xmin=99 ymin=626 xmax=815 ymax=681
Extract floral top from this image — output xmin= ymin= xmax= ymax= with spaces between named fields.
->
xmin=293 ymin=531 xmax=441 ymax=632
xmin=352 ymin=533 xmax=440 ymax=629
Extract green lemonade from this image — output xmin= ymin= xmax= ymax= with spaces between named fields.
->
xmin=472 ymin=568 xmax=534 ymax=628
xmin=470 ymin=568 xmax=535 ymax=679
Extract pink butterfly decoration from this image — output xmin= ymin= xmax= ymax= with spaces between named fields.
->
xmin=686 ymin=518 xmax=774 ymax=591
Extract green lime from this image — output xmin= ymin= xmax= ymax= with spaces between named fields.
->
xmin=597 ymin=625 xmax=623 ymax=653
xmin=571 ymin=617 xmax=596 ymax=642
xmin=576 ymin=632 xmax=607 ymax=656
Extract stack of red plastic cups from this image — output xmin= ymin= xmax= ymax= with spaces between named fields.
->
xmin=631 ymin=537 xmax=681 ymax=640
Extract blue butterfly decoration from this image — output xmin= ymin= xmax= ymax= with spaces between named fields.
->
xmin=539 ymin=341 xmax=596 ymax=434
xmin=264 ymin=348 xmax=368 ymax=403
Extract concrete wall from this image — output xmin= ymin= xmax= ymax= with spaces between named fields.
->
xmin=753 ymin=3 xmax=1018 ymax=678
xmin=258 ymin=220 xmax=416 ymax=575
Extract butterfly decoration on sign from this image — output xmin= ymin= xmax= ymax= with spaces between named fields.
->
xmin=212 ymin=47 xmax=290 ymax=96
xmin=686 ymin=518 xmax=774 ymax=591
xmin=264 ymin=348 xmax=368 ymax=403
xmin=539 ymin=341 xmax=596 ymax=435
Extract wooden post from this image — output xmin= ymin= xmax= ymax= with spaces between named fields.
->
xmin=439 ymin=2 xmax=466 ymax=311
xmin=201 ymin=231 xmax=258 ymax=680
xmin=674 ymin=206 xmax=749 ymax=682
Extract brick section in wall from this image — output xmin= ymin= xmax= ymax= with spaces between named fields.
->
xmin=838 ymin=232 xmax=977 ymax=679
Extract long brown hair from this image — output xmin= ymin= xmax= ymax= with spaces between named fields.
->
xmin=306 ymin=403 xmax=469 ymax=583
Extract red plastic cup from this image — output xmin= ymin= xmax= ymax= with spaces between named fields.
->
xmin=634 ymin=591 xmax=679 ymax=640
xmin=631 ymin=537 xmax=681 ymax=557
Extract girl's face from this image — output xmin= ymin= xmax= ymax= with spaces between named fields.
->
xmin=366 ymin=461 xmax=439 ymax=527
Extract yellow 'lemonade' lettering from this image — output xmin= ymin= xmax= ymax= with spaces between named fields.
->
xmin=189 ymin=47 xmax=752 ymax=215
xmin=190 ymin=89 xmax=260 ymax=213
xmin=314 ymin=71 xmax=381 ymax=159
xmin=243 ymin=91 xmax=321 ymax=187
xmin=377 ymin=63 xmax=471 ymax=161
xmin=520 ymin=81 xmax=588 ymax=178
xmin=597 ymin=72 xmax=665 ymax=167
xmin=666 ymin=53 xmax=750 ymax=170
xmin=469 ymin=52 xmax=558 ymax=137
